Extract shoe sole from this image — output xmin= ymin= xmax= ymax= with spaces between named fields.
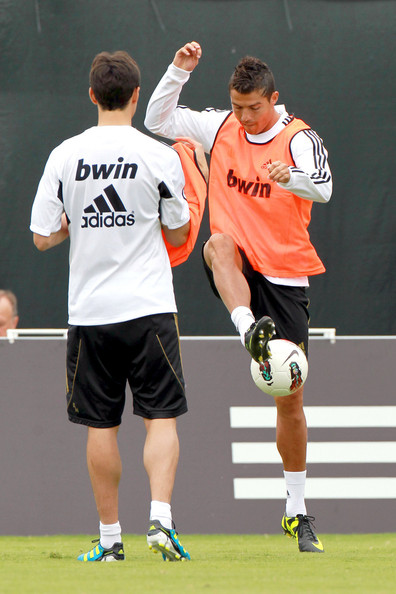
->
xmin=77 ymin=552 xmax=123 ymax=562
xmin=147 ymin=534 xmax=188 ymax=562
xmin=247 ymin=317 xmax=276 ymax=362
xmin=258 ymin=319 xmax=276 ymax=360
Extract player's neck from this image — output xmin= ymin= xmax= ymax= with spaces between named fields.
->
xmin=97 ymin=110 xmax=132 ymax=127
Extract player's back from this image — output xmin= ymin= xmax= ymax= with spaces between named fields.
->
xmin=53 ymin=126 xmax=186 ymax=325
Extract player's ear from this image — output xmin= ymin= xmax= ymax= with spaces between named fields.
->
xmin=89 ymin=87 xmax=98 ymax=105
xmin=132 ymin=86 xmax=140 ymax=105
xmin=270 ymin=91 xmax=279 ymax=106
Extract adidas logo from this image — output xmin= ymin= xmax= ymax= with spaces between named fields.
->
xmin=81 ymin=184 xmax=135 ymax=228
xmin=261 ymin=158 xmax=272 ymax=170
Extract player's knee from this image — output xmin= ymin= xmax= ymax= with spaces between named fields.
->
xmin=204 ymin=233 xmax=236 ymax=267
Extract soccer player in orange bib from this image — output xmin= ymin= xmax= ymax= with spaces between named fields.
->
xmin=145 ymin=41 xmax=332 ymax=553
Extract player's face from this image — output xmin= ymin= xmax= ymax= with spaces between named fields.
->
xmin=0 ymin=298 xmax=17 ymax=337
xmin=230 ymin=89 xmax=279 ymax=135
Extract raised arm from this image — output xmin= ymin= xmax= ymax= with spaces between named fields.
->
xmin=144 ymin=41 xmax=202 ymax=139
xmin=145 ymin=42 xmax=227 ymax=153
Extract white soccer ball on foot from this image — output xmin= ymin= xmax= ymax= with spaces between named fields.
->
xmin=250 ymin=339 xmax=308 ymax=397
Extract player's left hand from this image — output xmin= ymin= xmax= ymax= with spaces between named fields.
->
xmin=268 ymin=161 xmax=291 ymax=184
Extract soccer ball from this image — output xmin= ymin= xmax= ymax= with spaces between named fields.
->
xmin=250 ymin=339 xmax=308 ymax=397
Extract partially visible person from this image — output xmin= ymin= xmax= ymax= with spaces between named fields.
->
xmin=30 ymin=50 xmax=200 ymax=563
xmin=0 ymin=290 xmax=19 ymax=336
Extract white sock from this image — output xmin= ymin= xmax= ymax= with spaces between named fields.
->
xmin=284 ymin=470 xmax=307 ymax=517
xmin=231 ymin=306 xmax=255 ymax=346
xmin=150 ymin=500 xmax=172 ymax=530
xmin=99 ymin=521 xmax=122 ymax=549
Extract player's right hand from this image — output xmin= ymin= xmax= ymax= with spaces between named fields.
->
xmin=175 ymin=136 xmax=209 ymax=182
xmin=173 ymin=41 xmax=202 ymax=72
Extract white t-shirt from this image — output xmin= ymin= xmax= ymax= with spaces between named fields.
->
xmin=30 ymin=125 xmax=190 ymax=325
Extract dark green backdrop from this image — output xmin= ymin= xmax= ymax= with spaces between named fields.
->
xmin=1 ymin=0 xmax=395 ymax=335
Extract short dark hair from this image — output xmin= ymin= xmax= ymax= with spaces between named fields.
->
xmin=229 ymin=56 xmax=276 ymax=98
xmin=89 ymin=51 xmax=141 ymax=111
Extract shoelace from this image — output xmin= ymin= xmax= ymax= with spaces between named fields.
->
xmin=297 ymin=515 xmax=317 ymax=540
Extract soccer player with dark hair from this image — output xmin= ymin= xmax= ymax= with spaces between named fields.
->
xmin=145 ymin=41 xmax=332 ymax=553
xmin=30 ymin=50 xmax=198 ymax=562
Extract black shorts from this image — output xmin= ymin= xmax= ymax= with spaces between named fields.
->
xmin=202 ymin=244 xmax=310 ymax=356
xmin=66 ymin=313 xmax=187 ymax=428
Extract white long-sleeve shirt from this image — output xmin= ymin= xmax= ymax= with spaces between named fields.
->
xmin=145 ymin=64 xmax=332 ymax=203
xmin=145 ymin=63 xmax=332 ymax=285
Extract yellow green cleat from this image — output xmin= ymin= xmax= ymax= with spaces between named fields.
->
xmin=245 ymin=316 xmax=275 ymax=363
xmin=282 ymin=514 xmax=324 ymax=553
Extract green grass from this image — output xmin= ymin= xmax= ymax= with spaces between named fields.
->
xmin=1 ymin=534 xmax=396 ymax=593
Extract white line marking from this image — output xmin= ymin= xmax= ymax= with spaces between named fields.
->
xmin=234 ymin=477 xmax=396 ymax=499
xmin=232 ymin=441 xmax=396 ymax=464
xmin=230 ymin=406 xmax=396 ymax=428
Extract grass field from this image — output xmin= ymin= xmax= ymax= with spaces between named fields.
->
xmin=1 ymin=533 xmax=396 ymax=593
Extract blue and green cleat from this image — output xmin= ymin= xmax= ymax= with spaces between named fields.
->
xmin=147 ymin=520 xmax=191 ymax=562
xmin=77 ymin=539 xmax=125 ymax=562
